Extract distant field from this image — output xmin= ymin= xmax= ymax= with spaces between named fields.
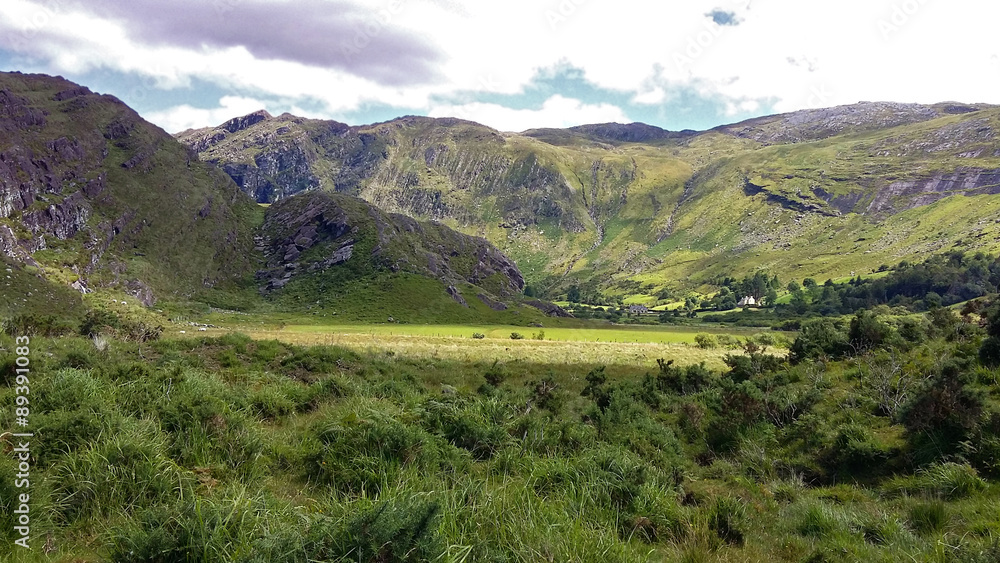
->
xmin=283 ymin=322 xmax=762 ymax=342
xmin=230 ymin=322 xmax=776 ymax=369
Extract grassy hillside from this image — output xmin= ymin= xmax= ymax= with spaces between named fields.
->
xmin=0 ymin=71 xmax=260 ymax=307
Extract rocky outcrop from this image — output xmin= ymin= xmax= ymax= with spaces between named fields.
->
xmin=223 ymin=110 xmax=271 ymax=133
xmin=715 ymin=102 xmax=957 ymax=145
xmin=477 ymin=293 xmax=506 ymax=311
xmin=524 ymin=299 xmax=573 ymax=317
xmin=866 ymin=168 xmax=1000 ymax=214
xmin=447 ymin=285 xmax=468 ymax=306
xmin=256 ymin=190 xmax=525 ymax=299
xmin=22 ymin=191 xmax=91 ymax=239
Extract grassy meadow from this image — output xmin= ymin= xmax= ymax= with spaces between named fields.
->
xmin=199 ymin=321 xmax=775 ymax=370
xmin=6 ymin=301 xmax=1000 ymax=562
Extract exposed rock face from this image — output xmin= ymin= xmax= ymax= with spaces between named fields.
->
xmin=177 ymin=112 xmax=588 ymax=233
xmin=256 ymin=190 xmax=525 ymax=298
xmin=179 ymin=112 xmax=380 ymax=203
xmin=866 ymin=169 xmax=1000 ymax=214
xmin=447 ymin=285 xmax=468 ymax=306
xmin=715 ymin=102 xmax=954 ymax=145
xmin=523 ymin=299 xmax=573 ymax=317
xmin=22 ymin=191 xmax=91 ymax=239
xmin=476 ymin=293 xmax=506 ymax=311
xmin=223 ymin=110 xmax=271 ymax=133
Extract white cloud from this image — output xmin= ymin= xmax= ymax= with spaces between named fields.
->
xmin=2 ymin=0 xmax=1000 ymax=131
xmin=428 ymin=95 xmax=631 ymax=132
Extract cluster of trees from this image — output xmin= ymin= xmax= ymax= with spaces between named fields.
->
xmin=780 ymin=251 xmax=1000 ymax=317
xmin=703 ymin=271 xmax=781 ymax=311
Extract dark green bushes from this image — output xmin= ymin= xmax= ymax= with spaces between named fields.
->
xmin=902 ymin=359 xmax=984 ymax=466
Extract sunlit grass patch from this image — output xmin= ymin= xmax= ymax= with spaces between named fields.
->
xmin=241 ymin=327 xmax=740 ymax=369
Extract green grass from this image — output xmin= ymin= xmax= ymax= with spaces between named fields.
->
xmin=282 ymin=322 xmax=760 ymax=344
xmin=6 ymin=322 xmax=1000 ymax=562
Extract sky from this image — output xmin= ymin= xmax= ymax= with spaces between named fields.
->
xmin=0 ymin=0 xmax=997 ymax=134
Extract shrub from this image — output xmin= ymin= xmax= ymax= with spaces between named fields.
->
xmin=528 ymin=374 xmax=565 ymax=413
xmin=581 ymin=365 xmax=610 ymax=410
xmin=824 ymin=423 xmax=891 ymax=477
xmin=80 ymin=309 xmax=120 ymax=336
xmin=723 ymin=351 xmax=784 ymax=383
xmin=251 ymin=339 xmax=286 ymax=363
xmin=216 ymin=332 xmax=252 ymax=353
xmin=509 ymin=332 xmax=524 ymax=340
xmin=789 ymin=319 xmax=849 ymax=363
xmin=717 ymin=334 xmax=741 ymax=349
xmin=82 ymin=309 xmax=163 ymax=342
xmin=281 ymin=345 xmax=356 ymax=376
xmin=694 ymin=334 xmax=717 ymax=349
xmin=483 ymin=360 xmax=508 ymax=387
xmin=980 ymin=336 xmax=1000 ymax=367
xmin=656 ymin=359 xmax=712 ymax=395
xmin=471 ymin=332 xmax=485 ymax=339
xmin=902 ymin=360 xmax=984 ymax=464
xmin=217 ymin=348 xmax=241 ymax=368
xmin=848 ymin=310 xmax=897 ymax=353
xmin=3 ymin=313 xmax=75 ymax=336
xmin=419 ymin=397 xmax=510 ymax=460
xmin=309 ymin=497 xmax=447 ymax=562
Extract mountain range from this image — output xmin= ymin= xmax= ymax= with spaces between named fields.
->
xmin=177 ymin=100 xmax=1000 ymax=302
xmin=3 ymin=70 xmax=1000 ymax=319
xmin=0 ymin=72 xmax=528 ymax=322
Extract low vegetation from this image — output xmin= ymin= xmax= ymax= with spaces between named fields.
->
xmin=4 ymin=286 xmax=1000 ymax=561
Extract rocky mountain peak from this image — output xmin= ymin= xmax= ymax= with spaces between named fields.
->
xmin=222 ymin=109 xmax=272 ymax=133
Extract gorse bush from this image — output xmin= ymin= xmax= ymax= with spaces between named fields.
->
xmin=3 ymin=312 xmax=75 ymax=336
xmin=655 ymin=358 xmax=712 ymax=395
xmin=694 ymin=333 xmax=717 ymax=349
xmin=902 ymin=359 xmax=985 ymax=466
xmin=824 ymin=422 xmax=891 ymax=477
xmin=790 ymin=318 xmax=850 ymax=363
